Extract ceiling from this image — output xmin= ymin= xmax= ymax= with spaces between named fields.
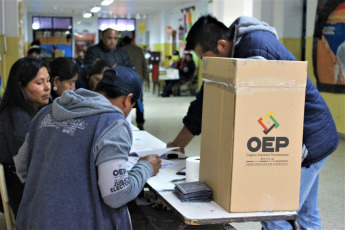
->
xmin=23 ymin=0 xmax=203 ymax=18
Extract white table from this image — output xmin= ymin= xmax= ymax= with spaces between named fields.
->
xmin=136 ymin=131 xmax=298 ymax=229
xmin=146 ymin=160 xmax=297 ymax=227
xmin=158 ymin=67 xmax=179 ymax=80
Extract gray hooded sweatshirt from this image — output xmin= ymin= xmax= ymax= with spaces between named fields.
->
xmin=14 ymin=89 xmax=153 ymax=230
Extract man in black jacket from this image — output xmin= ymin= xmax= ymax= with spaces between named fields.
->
xmin=84 ymin=28 xmax=132 ymax=69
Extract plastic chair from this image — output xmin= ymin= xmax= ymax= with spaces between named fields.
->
xmin=151 ymin=64 xmax=160 ymax=95
xmin=0 ymin=163 xmax=16 ymax=230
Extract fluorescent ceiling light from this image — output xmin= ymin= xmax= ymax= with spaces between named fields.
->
xmin=100 ymin=24 xmax=108 ymax=31
xmin=101 ymin=0 xmax=114 ymax=6
xmin=83 ymin=12 xmax=93 ymax=18
xmin=116 ymin=24 xmax=126 ymax=31
xmin=126 ymin=25 xmax=135 ymax=31
xmin=91 ymin=7 xmax=101 ymax=13
xmin=32 ymin=22 xmax=40 ymax=30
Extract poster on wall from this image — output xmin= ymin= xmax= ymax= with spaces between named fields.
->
xmin=313 ymin=0 xmax=345 ymax=93
xmin=181 ymin=6 xmax=196 ymax=44
xmin=74 ymin=33 xmax=95 ymax=57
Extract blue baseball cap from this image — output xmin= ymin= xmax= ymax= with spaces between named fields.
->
xmin=101 ymin=66 xmax=144 ymax=113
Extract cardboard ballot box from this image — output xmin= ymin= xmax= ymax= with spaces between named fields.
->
xmin=199 ymin=57 xmax=307 ymax=213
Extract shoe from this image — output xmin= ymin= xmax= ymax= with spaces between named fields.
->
xmin=137 ymin=123 xmax=144 ymax=130
xmin=161 ymin=92 xmax=170 ymax=97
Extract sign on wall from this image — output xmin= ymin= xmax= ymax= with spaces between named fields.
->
xmin=313 ymin=0 xmax=345 ymax=93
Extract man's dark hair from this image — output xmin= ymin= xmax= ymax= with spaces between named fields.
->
xmin=185 ymin=15 xmax=231 ymax=54
xmin=95 ymin=70 xmax=136 ymax=104
xmin=28 ymin=46 xmax=41 ymax=56
xmin=28 ymin=39 xmax=41 ymax=56
xmin=122 ymin=36 xmax=132 ymax=45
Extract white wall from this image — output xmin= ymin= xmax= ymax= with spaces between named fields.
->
xmin=145 ymin=0 xmax=208 ymax=48
xmin=3 ymin=0 xmax=19 ymax=37
xmin=0 ymin=0 xmax=4 ymax=34
xmin=208 ymin=0 xmax=254 ymax=27
xmin=306 ymin=0 xmax=318 ymax=36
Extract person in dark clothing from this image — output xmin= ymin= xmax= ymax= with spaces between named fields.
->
xmin=75 ymin=49 xmax=86 ymax=67
xmin=14 ymin=67 xmax=161 ymax=229
xmin=121 ymin=36 xmax=148 ymax=130
xmin=27 ymin=40 xmax=41 ymax=59
xmin=167 ymin=15 xmax=339 ymax=230
xmin=49 ymin=57 xmax=79 ymax=100
xmin=84 ymin=28 xmax=133 ymax=69
xmin=87 ymin=59 xmax=111 ymax=91
xmin=161 ymin=53 xmax=196 ymax=97
xmin=0 ymin=57 xmax=51 ymax=216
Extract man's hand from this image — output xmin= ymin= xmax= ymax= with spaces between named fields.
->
xmin=166 ymin=126 xmax=195 ymax=154
xmin=167 ymin=142 xmax=185 ymax=153
xmin=140 ymin=155 xmax=162 ymax=176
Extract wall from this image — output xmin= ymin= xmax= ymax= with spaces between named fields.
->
xmin=0 ymin=0 xmax=22 ymax=88
xmin=305 ymin=0 xmax=345 ymax=134
xmin=145 ymin=1 xmax=208 ymax=67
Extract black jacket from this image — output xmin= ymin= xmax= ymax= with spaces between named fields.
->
xmin=0 ymin=107 xmax=32 ymax=164
xmin=84 ymin=41 xmax=133 ymax=68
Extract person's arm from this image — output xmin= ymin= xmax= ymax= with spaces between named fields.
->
xmin=117 ymin=48 xmax=133 ymax=68
xmin=84 ymin=47 xmax=99 ymax=67
xmin=167 ymin=126 xmax=194 ymax=153
xmin=11 ymin=108 xmax=32 ymax=157
xmin=14 ymin=133 xmax=31 ymax=183
xmin=141 ymin=50 xmax=149 ymax=81
xmin=94 ymin=119 xmax=161 ymax=209
xmin=167 ymin=84 xmax=204 ymax=152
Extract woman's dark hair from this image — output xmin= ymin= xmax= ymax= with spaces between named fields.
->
xmin=87 ymin=59 xmax=111 ymax=79
xmin=49 ymin=57 xmax=79 ymax=98
xmin=185 ymin=15 xmax=231 ymax=54
xmin=0 ymin=57 xmax=48 ymax=117
xmin=49 ymin=57 xmax=79 ymax=82
xmin=95 ymin=70 xmax=136 ymax=104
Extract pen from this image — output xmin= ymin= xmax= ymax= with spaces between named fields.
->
xmin=170 ymin=178 xmax=186 ymax=182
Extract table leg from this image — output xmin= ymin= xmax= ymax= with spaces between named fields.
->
xmin=287 ymin=219 xmax=302 ymax=230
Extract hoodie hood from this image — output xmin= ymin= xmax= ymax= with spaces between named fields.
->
xmin=52 ymin=88 xmax=122 ymax=121
xmin=230 ymin=16 xmax=279 ymax=41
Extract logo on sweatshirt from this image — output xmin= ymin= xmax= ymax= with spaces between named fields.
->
xmin=39 ymin=114 xmax=87 ymax=136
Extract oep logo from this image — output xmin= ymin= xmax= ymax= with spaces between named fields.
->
xmin=247 ymin=112 xmax=289 ymax=152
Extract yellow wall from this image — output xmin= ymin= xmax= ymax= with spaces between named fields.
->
xmin=0 ymin=35 xmax=22 ymax=89
xmin=280 ymin=38 xmax=302 ymax=61
xmin=281 ymin=36 xmax=345 ymax=134
xmin=152 ymin=43 xmax=177 ymax=67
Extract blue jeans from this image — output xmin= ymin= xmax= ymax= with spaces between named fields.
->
xmin=261 ymin=156 xmax=329 ymax=230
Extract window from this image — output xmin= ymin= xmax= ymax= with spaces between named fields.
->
xmin=32 ymin=16 xmax=73 ymax=58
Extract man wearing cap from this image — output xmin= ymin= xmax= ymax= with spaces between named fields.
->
xmin=14 ymin=66 xmax=161 ymax=229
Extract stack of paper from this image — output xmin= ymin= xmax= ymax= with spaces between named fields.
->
xmin=174 ymin=181 xmax=213 ymax=202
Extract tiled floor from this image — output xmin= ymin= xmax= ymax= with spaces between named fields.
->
xmin=1 ymin=90 xmax=344 ymax=229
